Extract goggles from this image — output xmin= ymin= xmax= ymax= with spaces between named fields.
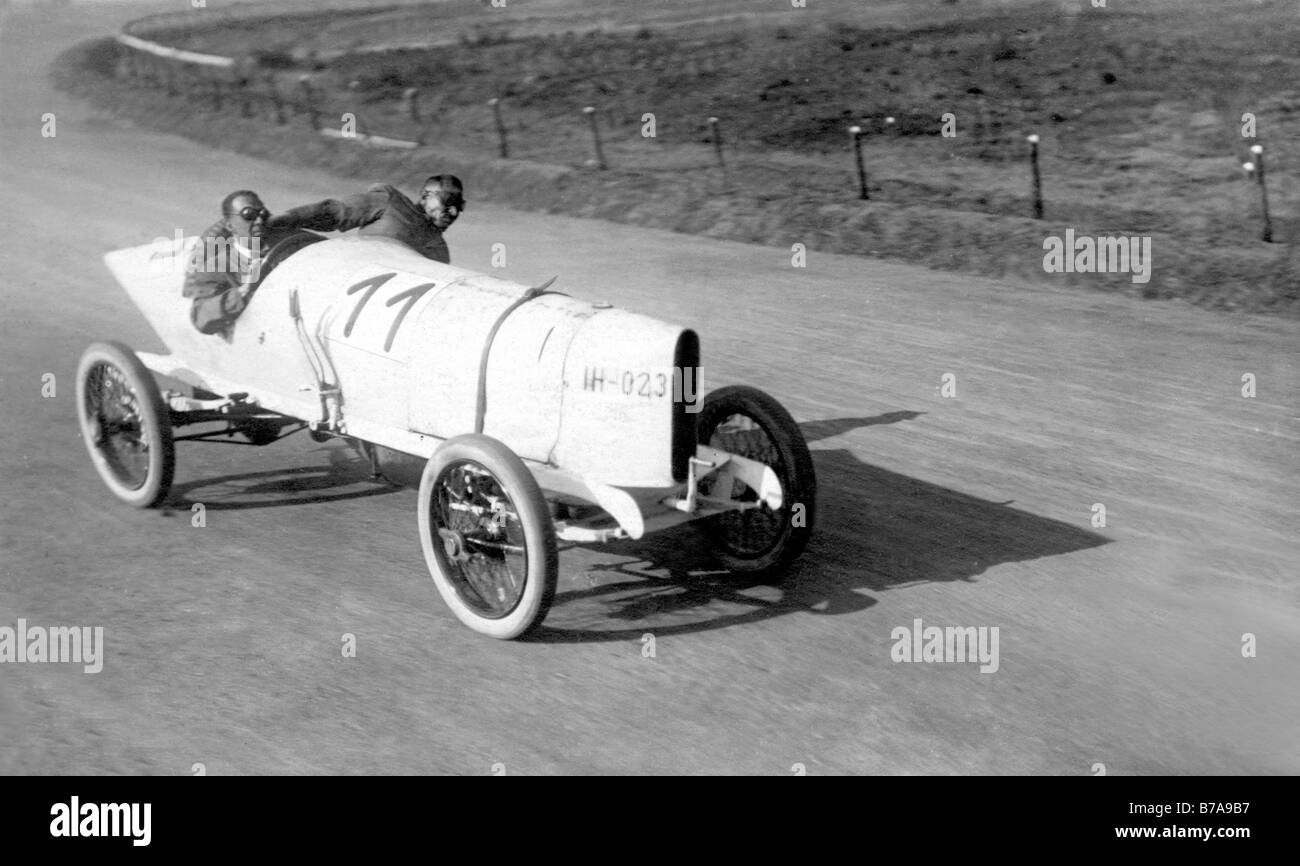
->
xmin=422 ymin=190 xmax=464 ymax=216
xmin=236 ymin=206 xmax=270 ymax=222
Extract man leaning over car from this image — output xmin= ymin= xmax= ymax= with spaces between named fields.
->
xmin=265 ymin=175 xmax=464 ymax=263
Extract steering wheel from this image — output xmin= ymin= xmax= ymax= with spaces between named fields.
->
xmin=252 ymin=229 xmax=327 ymax=288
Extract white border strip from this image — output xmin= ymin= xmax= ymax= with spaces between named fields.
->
xmin=114 ymin=7 xmax=424 ymax=149
xmin=115 ymin=32 xmax=234 ymax=69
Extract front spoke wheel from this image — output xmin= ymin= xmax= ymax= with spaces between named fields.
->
xmin=417 ymin=434 xmax=558 ymax=639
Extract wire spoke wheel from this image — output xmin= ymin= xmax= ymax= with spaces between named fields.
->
xmin=418 ymin=435 xmax=557 ymax=639
xmin=705 ymin=414 xmax=789 ymax=559
xmin=75 ymin=342 xmax=174 ymax=508
xmin=434 ymin=462 xmax=530 ymax=617
xmin=85 ymin=362 xmax=152 ymax=489
xmin=696 ymin=386 xmax=816 ymax=578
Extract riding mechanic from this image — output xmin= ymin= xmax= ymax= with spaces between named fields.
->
xmin=266 ymin=175 xmax=464 ymax=263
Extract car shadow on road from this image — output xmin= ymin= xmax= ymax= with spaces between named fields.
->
xmin=162 ymin=447 xmax=402 ymax=512
xmin=531 ymin=411 xmax=1110 ymax=643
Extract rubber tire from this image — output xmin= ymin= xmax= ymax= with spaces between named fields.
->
xmin=75 ymin=341 xmax=175 ymax=508
xmin=417 ymin=434 xmax=558 ymax=639
xmin=695 ymin=385 xmax=816 ymax=576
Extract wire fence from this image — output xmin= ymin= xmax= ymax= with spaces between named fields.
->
xmin=107 ymin=17 xmax=1284 ymax=246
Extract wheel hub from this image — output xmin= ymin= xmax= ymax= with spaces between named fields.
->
xmin=439 ymin=528 xmax=469 ymax=562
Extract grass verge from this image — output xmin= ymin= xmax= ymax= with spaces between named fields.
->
xmin=52 ymin=2 xmax=1300 ymax=316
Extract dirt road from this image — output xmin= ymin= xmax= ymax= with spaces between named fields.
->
xmin=1 ymin=1 xmax=1297 ymax=775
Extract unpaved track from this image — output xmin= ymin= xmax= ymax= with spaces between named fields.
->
xmin=1 ymin=2 xmax=1297 ymax=775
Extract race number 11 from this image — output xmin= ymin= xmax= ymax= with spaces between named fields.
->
xmin=343 ymin=272 xmax=436 ymax=352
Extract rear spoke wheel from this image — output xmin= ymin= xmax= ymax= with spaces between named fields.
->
xmin=75 ymin=342 xmax=174 ymax=507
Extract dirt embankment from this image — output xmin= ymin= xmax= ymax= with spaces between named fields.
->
xmin=53 ymin=1 xmax=1300 ymax=316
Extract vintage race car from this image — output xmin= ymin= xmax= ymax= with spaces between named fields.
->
xmin=78 ymin=229 xmax=816 ymax=638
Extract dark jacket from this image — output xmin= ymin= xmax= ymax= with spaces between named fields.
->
xmin=183 ymin=220 xmax=260 ymax=336
xmin=267 ymin=184 xmax=450 ymax=263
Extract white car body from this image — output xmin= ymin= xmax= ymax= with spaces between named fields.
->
xmin=84 ymin=228 xmax=814 ymax=637
xmin=103 ymin=231 xmax=778 ymax=542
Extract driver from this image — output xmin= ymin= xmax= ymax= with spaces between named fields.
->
xmin=266 ymin=175 xmax=463 ymax=263
xmin=183 ymin=189 xmax=271 ymax=337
